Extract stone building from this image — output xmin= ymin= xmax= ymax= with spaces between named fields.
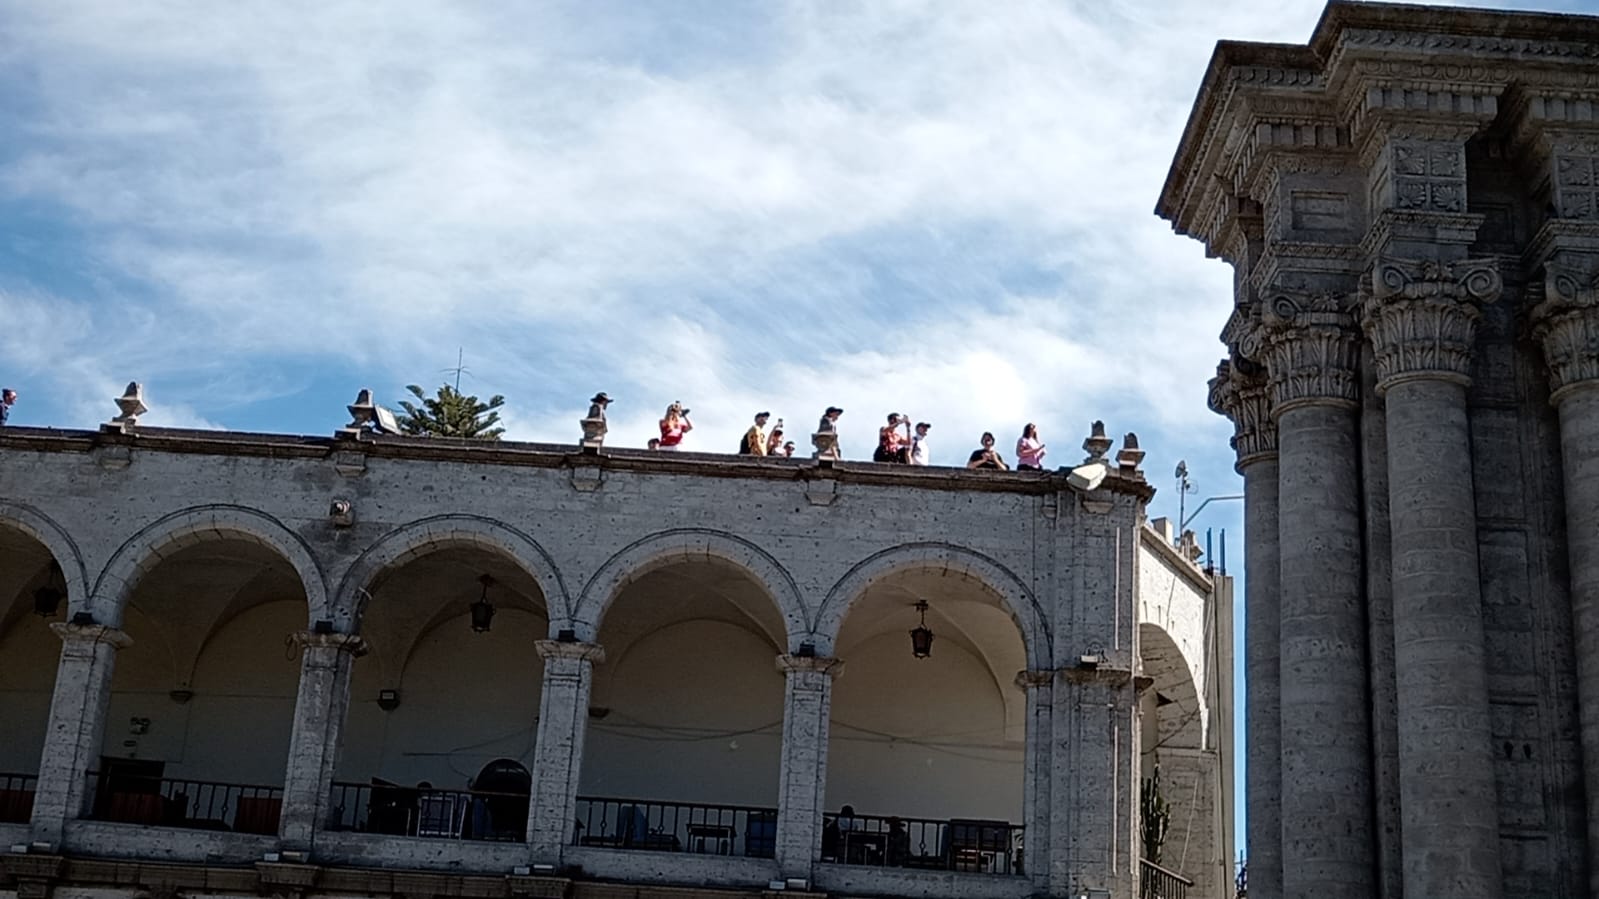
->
xmin=0 ymin=409 xmax=1228 ymax=899
xmin=1158 ymin=2 xmax=1599 ymax=897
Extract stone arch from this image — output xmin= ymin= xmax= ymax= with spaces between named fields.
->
xmin=812 ymin=542 xmax=1049 ymax=669
xmin=90 ymin=504 xmax=329 ymax=626
xmin=0 ymin=501 xmax=91 ymax=616
xmin=1139 ymin=621 xmax=1206 ymax=750
xmin=336 ymin=514 xmax=571 ymax=632
xmin=572 ymin=528 xmax=807 ymax=648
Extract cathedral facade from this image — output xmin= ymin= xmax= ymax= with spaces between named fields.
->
xmin=1160 ymin=2 xmax=1599 ymax=897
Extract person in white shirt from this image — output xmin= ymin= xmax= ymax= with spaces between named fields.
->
xmin=909 ymin=422 xmax=932 ymax=466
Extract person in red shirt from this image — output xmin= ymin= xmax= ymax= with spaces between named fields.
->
xmin=659 ymin=403 xmax=692 ymax=450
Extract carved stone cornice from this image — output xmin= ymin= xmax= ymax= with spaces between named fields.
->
xmin=535 ymin=640 xmax=606 ymax=664
xmin=1362 ymin=257 xmax=1500 ymax=392
xmin=49 ymin=622 xmax=133 ymax=650
xmin=777 ymin=654 xmax=844 ymax=678
xmin=1259 ymin=288 xmax=1362 ymax=414
xmin=1530 ymin=265 xmax=1599 ymax=403
xmin=290 ymin=630 xmax=370 ymax=657
xmin=1208 ymin=358 xmax=1278 ymax=471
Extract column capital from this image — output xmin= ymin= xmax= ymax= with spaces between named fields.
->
xmin=535 ymin=639 xmax=606 ymax=663
xmin=1208 ymin=358 xmax=1278 ymax=471
xmin=1531 ymin=264 xmax=1599 ymax=404
xmin=777 ymin=654 xmax=844 ymax=677
xmin=1259 ymin=287 xmax=1362 ymax=414
xmin=1362 ymin=257 xmax=1498 ymax=393
xmin=290 ymin=630 xmax=369 ymax=656
xmin=48 ymin=621 xmax=132 ymax=650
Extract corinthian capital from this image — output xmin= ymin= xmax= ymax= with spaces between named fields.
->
xmin=1259 ymin=288 xmax=1361 ymax=413
xmin=1208 ymin=358 xmax=1278 ymax=470
xmin=1530 ymin=264 xmax=1599 ymax=403
xmin=1362 ymin=257 xmax=1499 ymax=392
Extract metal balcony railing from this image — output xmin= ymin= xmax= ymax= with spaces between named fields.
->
xmin=1140 ymin=857 xmax=1194 ymax=899
xmin=0 ymin=773 xmax=37 ymax=824
xmin=820 ymin=810 xmax=1024 ymax=876
xmin=573 ymin=795 xmax=777 ymax=858
xmin=84 ymin=771 xmax=282 ymax=834
xmin=327 ymin=781 xmax=529 ymax=841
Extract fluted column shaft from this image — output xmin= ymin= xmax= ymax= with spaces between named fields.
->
xmin=278 ymin=631 xmax=367 ymax=848
xmin=1531 ymin=272 xmax=1599 ymax=895
xmin=1364 ymin=258 xmax=1503 ymax=897
xmin=774 ymin=654 xmax=841 ymax=880
xmin=30 ymin=623 xmax=131 ymax=845
xmin=527 ymin=640 xmax=605 ymax=863
xmin=1260 ymin=294 xmax=1374 ymax=898
xmin=1211 ymin=359 xmax=1282 ymax=899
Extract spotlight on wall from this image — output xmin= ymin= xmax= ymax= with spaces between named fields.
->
xmin=470 ymin=574 xmax=497 ymax=633
xmin=909 ymin=600 xmax=934 ymax=660
xmin=33 ymin=562 xmax=66 ymax=618
xmin=168 ymin=689 xmax=194 ymax=705
xmin=70 ymin=611 xmax=95 ymax=627
xmin=377 ymin=689 xmax=401 ymax=711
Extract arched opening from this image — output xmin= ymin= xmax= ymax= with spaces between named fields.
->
xmin=0 ymin=523 xmax=72 ymax=825
xmin=335 ymin=545 xmax=548 ymax=842
xmin=91 ymin=537 xmax=307 ymax=835
xmin=1138 ymin=622 xmax=1213 ymax=887
xmin=825 ymin=567 xmax=1027 ymax=875
xmin=577 ymin=558 xmax=787 ymax=858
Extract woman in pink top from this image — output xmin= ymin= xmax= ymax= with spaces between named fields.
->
xmin=1016 ymin=423 xmax=1046 ymax=470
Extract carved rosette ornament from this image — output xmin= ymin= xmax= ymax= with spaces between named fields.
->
xmin=1361 ymin=257 xmax=1500 ymax=393
xmin=1530 ymin=265 xmax=1599 ymax=403
xmin=1208 ymin=358 xmax=1278 ymax=470
xmin=1258 ymin=289 xmax=1362 ymax=414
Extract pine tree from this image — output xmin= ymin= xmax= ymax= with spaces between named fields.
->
xmin=396 ymin=384 xmax=506 ymax=439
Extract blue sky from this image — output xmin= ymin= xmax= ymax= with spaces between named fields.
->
xmin=3 ymin=0 xmax=1589 ymax=861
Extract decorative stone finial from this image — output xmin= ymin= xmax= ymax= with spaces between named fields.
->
xmin=345 ymin=389 xmax=378 ymax=429
xmin=1117 ymin=432 xmax=1146 ymax=480
xmin=106 ymin=382 xmax=147 ymax=432
xmin=1082 ymin=420 xmax=1112 ymax=463
xmin=581 ymin=392 xmax=612 ymax=449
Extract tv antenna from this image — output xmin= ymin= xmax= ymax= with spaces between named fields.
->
xmin=442 ymin=347 xmax=472 ymax=391
xmin=1175 ymin=460 xmax=1197 ymax=530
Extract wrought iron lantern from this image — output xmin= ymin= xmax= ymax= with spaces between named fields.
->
xmin=909 ymin=600 xmax=934 ymax=659
xmin=33 ymin=561 xmax=66 ymax=618
xmin=470 ymin=574 xmax=497 ymax=633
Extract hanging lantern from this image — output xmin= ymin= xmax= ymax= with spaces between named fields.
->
xmin=33 ymin=562 xmax=66 ymax=618
xmin=470 ymin=574 xmax=497 ymax=633
xmin=909 ymin=600 xmax=934 ymax=659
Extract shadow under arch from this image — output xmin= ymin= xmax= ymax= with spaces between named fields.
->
xmin=1138 ymin=621 xmax=1205 ymax=751
xmin=335 ymin=514 xmax=571 ymax=632
xmin=90 ymin=504 xmax=328 ymax=627
xmin=573 ymin=528 xmax=807 ymax=648
xmin=0 ymin=501 xmax=91 ymax=617
xmin=812 ymin=542 xmax=1049 ymax=669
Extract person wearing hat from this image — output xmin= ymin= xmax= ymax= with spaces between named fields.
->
xmin=909 ymin=422 xmax=932 ymax=466
xmin=765 ymin=419 xmax=786 ymax=455
xmin=739 ymin=411 xmax=772 ymax=455
xmin=659 ymin=401 xmax=692 ymax=450
xmin=817 ymin=406 xmax=843 ymax=434
xmin=587 ymin=392 xmax=612 ymax=421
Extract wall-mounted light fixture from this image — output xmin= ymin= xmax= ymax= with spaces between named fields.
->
xmin=377 ymin=689 xmax=401 ymax=711
xmin=909 ymin=601 xmax=934 ymax=660
xmin=470 ymin=574 xmax=496 ymax=633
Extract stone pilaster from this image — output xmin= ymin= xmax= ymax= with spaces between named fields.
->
xmin=1258 ymin=288 xmax=1375 ymax=897
xmin=1363 ymin=257 xmax=1503 ymax=898
xmin=527 ymin=640 xmax=605 ymax=863
xmin=1530 ymin=266 xmax=1599 ymax=895
xmin=774 ymin=654 xmax=842 ymax=880
xmin=29 ymin=623 xmax=131 ymax=845
xmin=1015 ymin=670 xmax=1054 ymax=895
xmin=1209 ymin=358 xmax=1282 ymax=899
xmin=278 ymin=630 xmax=368 ymax=848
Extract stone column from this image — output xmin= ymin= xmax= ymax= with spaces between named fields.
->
xmin=527 ymin=640 xmax=605 ymax=863
xmin=1363 ymin=257 xmax=1503 ymax=897
xmin=1258 ymin=289 xmax=1375 ymax=897
xmin=1015 ymin=670 xmax=1054 ymax=893
xmin=1209 ymin=357 xmax=1282 ymax=899
xmin=278 ymin=630 xmax=368 ymax=848
xmin=1530 ymin=267 xmax=1599 ymax=895
xmin=774 ymin=653 xmax=842 ymax=880
xmin=29 ymin=622 xmax=132 ymax=845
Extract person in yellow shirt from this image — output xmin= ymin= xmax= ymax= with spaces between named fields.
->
xmin=739 ymin=412 xmax=771 ymax=455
